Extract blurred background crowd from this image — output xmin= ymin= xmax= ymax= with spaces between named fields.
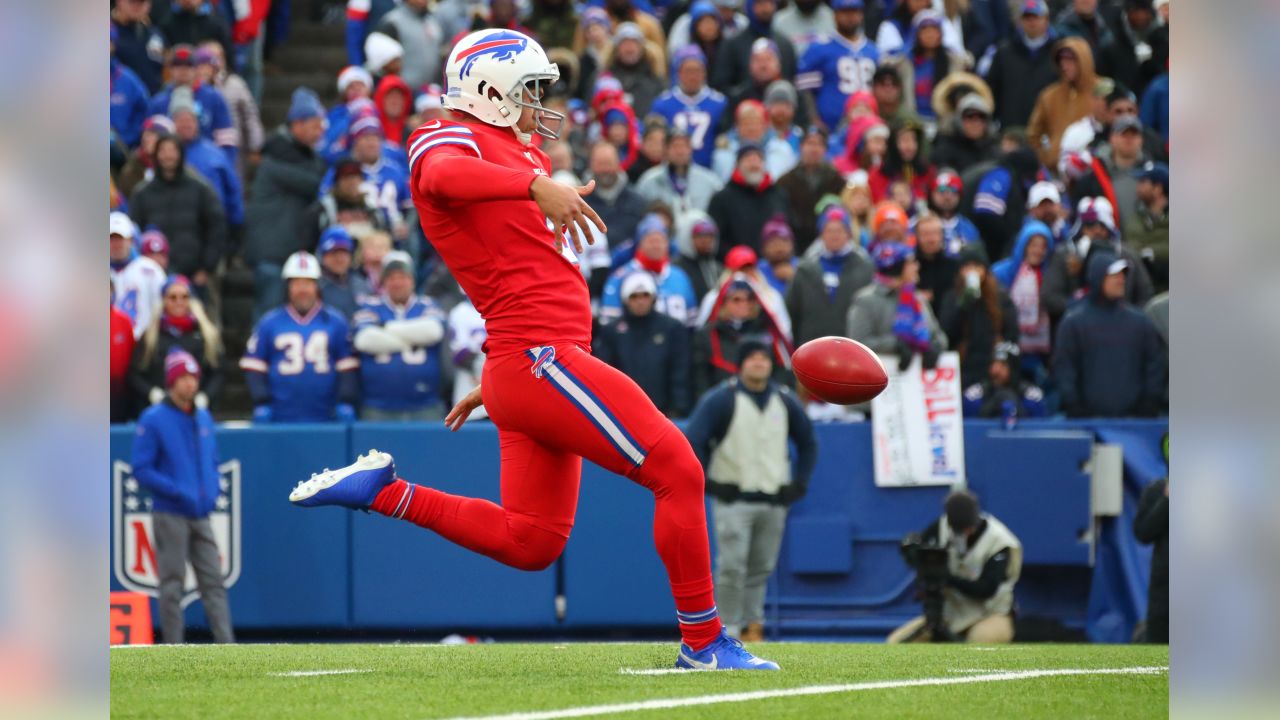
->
xmin=109 ymin=0 xmax=1170 ymax=425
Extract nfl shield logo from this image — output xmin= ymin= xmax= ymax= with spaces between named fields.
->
xmin=112 ymin=459 xmax=242 ymax=608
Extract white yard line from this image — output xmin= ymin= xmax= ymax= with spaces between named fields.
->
xmin=269 ymin=669 xmax=373 ymax=678
xmin=441 ymin=666 xmax=1168 ymax=720
xmin=619 ymin=668 xmax=704 ymax=676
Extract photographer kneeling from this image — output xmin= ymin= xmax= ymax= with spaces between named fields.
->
xmin=888 ymin=490 xmax=1023 ymax=644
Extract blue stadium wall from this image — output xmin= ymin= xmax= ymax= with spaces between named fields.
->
xmin=108 ymin=419 xmax=1167 ymax=642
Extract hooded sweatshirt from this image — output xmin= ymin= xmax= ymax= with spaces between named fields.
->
xmin=1051 ymin=250 xmax=1165 ymax=417
xmin=374 ymin=74 xmax=413 ymax=146
xmin=993 ymin=220 xmax=1054 ymax=354
xmin=1026 ymin=36 xmax=1097 ymax=168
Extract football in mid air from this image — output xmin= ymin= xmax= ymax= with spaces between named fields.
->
xmin=792 ymin=336 xmax=889 ymax=405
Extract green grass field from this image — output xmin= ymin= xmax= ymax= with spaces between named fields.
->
xmin=110 ymin=642 xmax=1167 ymax=719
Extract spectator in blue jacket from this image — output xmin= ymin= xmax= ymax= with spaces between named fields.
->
xmin=131 ymin=349 xmax=235 ymax=644
xmin=352 ymin=252 xmax=448 ymax=421
xmin=683 ymin=338 xmax=816 ymax=640
xmin=594 ymin=272 xmax=693 ymax=417
xmin=148 ymin=45 xmax=239 ymax=167
xmin=1052 ymin=251 xmax=1166 ymax=417
xmin=111 ymin=24 xmax=151 ymax=148
xmin=601 ymin=214 xmax=700 ymax=326
xmin=317 ymin=227 xmax=374 ymax=319
xmin=1139 ymin=66 xmax=1168 ymax=145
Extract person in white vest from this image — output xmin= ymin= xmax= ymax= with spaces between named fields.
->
xmin=888 ymin=489 xmax=1023 ymax=644
xmin=684 ymin=339 xmax=817 ymax=642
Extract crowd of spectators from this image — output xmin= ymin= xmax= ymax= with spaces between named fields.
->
xmin=110 ymin=0 xmax=1170 ymax=425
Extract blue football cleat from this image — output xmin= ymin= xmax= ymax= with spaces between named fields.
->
xmin=675 ymin=630 xmax=780 ymax=671
xmin=289 ymin=450 xmax=396 ymax=509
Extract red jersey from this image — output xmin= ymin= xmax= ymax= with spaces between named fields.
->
xmin=408 ymin=118 xmax=592 ymax=356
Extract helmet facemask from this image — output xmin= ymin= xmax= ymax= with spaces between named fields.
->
xmin=507 ymin=72 xmax=565 ymax=142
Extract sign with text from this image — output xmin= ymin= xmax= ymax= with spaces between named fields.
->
xmin=871 ymin=352 xmax=966 ymax=487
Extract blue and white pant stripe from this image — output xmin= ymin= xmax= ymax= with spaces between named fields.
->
xmin=526 ymin=348 xmax=648 ymax=467
xmin=677 ymin=606 xmax=719 ymax=625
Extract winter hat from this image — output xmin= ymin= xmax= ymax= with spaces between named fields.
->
xmin=621 ymin=271 xmax=658 ymax=299
xmin=348 ymin=111 xmax=384 ymax=140
xmin=193 ymin=48 xmax=218 ymax=68
xmin=691 ymin=218 xmax=718 ymax=237
xmin=613 ymin=22 xmax=646 ymax=46
xmin=381 ymin=250 xmax=414 ymax=281
xmin=817 ymin=206 xmax=852 ymax=234
xmin=140 ymin=229 xmax=169 ymax=256
xmin=992 ymin=341 xmax=1021 ymax=364
xmin=911 ymin=9 xmax=945 ymax=33
xmin=635 ymin=214 xmax=669 ymax=244
xmin=761 ymin=217 xmax=794 ymax=244
xmin=161 ymin=274 xmax=190 ymax=297
xmin=749 ymin=37 xmax=779 ymax=61
xmin=1078 ymin=196 xmax=1117 ymax=235
xmin=319 ymin=226 xmax=355 ymax=255
xmin=109 ymin=211 xmax=135 ymax=240
xmin=286 ymin=87 xmax=325 ymax=123
xmin=337 ymin=65 xmax=374 ymax=94
xmin=737 ymin=337 xmax=773 ymax=367
xmin=168 ymin=44 xmax=196 ymax=67
xmin=143 ymin=114 xmax=176 ymax=135
xmin=690 ymin=1 xmax=721 ymax=24
xmin=763 ymin=79 xmax=797 ymax=108
xmin=415 ymin=83 xmax=444 ymax=113
xmin=934 ymin=170 xmax=963 ymax=193
xmin=872 ymin=242 xmax=914 ymax=275
xmin=724 ymin=245 xmax=759 ymax=270
xmin=581 ymin=7 xmax=611 ymax=32
xmin=164 ymin=349 xmax=201 ymax=387
xmin=333 ymin=157 xmax=364 ymax=181
xmin=957 ymin=93 xmax=992 ymax=118
xmin=872 ymin=203 xmax=909 ymax=236
xmin=168 ymin=85 xmax=198 ymax=119
xmin=671 ymin=45 xmax=708 ymax=79
xmin=832 ymin=0 xmax=865 ymax=9
xmin=957 ymin=242 xmax=989 ymax=268
xmin=363 ymin=32 xmax=403 ymax=74
xmin=604 ymin=108 xmax=629 ymax=127
xmin=735 ymin=142 xmax=764 ymax=164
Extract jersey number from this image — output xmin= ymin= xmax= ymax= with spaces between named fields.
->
xmin=374 ymin=346 xmax=427 ymax=366
xmin=674 ymin=110 xmax=712 ymax=149
xmin=275 ymin=331 xmax=330 ymax=375
xmin=836 ymin=56 xmax=876 ymax=95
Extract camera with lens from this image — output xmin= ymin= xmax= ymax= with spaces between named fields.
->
xmin=899 ymin=533 xmax=959 ymax=642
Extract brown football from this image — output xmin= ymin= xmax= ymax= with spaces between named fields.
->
xmin=792 ymin=336 xmax=889 ymax=405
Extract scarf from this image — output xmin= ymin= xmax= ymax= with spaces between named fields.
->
xmin=162 ymin=312 xmax=197 ymax=335
xmin=818 ymin=244 xmax=854 ymax=301
xmin=731 ymin=167 xmax=773 ymax=191
xmin=1009 ymin=265 xmax=1050 ymax=353
xmin=891 ymin=281 xmax=931 ymax=353
xmin=706 ymin=273 xmax=794 ymax=375
xmin=668 ymin=164 xmax=689 ymax=196
xmin=634 ymin=252 xmax=668 ymax=274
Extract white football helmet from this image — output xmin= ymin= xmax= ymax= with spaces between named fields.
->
xmin=442 ymin=29 xmax=564 ymax=143
xmin=281 ymin=251 xmax=321 ymax=280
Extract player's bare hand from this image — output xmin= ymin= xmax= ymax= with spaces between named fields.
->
xmin=531 ymin=176 xmax=607 ymax=255
xmin=444 ymin=385 xmax=484 ymax=431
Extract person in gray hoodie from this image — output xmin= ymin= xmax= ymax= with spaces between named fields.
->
xmin=1052 ymin=250 xmax=1165 ymax=417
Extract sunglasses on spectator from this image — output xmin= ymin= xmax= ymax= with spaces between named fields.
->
xmin=166 ymin=292 xmax=191 ymax=300
xmin=727 ymin=295 xmax=753 ymax=304
xmin=627 ymin=292 xmax=654 ymax=299
xmin=961 ymin=111 xmax=988 ymax=120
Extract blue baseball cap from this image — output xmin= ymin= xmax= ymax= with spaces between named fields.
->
xmin=1020 ymin=0 xmax=1049 ymax=16
xmin=832 ymin=0 xmax=865 ymax=10
xmin=318 ymin=226 xmax=354 ymax=255
xmin=1133 ymin=161 xmax=1169 ymax=191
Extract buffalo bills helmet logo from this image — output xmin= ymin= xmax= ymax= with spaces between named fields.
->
xmin=457 ymin=31 xmax=529 ymax=80
xmin=530 ymin=346 xmax=556 ymax=379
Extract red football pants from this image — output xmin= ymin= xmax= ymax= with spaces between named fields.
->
xmin=371 ymin=343 xmax=721 ymax=647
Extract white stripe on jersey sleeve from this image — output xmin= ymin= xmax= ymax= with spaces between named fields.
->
xmin=408 ymin=125 xmax=475 ymax=158
xmin=409 ymin=137 xmax=482 ymax=175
